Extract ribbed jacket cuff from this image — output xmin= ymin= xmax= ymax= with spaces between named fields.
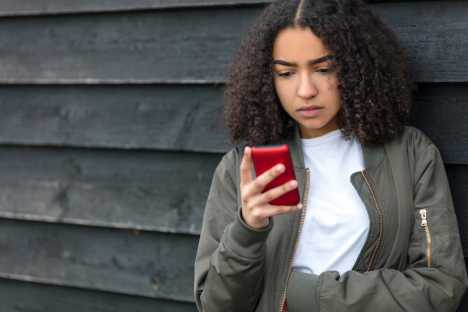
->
xmin=287 ymin=270 xmax=321 ymax=312
xmin=221 ymin=208 xmax=273 ymax=259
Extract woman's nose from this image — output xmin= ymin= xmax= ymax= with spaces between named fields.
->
xmin=297 ymin=74 xmax=318 ymax=98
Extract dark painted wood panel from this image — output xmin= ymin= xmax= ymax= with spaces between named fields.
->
xmin=0 ymin=0 xmax=269 ymax=16
xmin=0 ymin=0 xmax=435 ymax=16
xmin=0 ymin=219 xmax=197 ymax=302
xmin=0 ymin=194 xmax=465 ymax=307
xmin=411 ymin=83 xmax=468 ymax=165
xmin=0 ymin=8 xmax=251 ymax=84
xmin=0 ymin=84 xmax=466 ymax=162
xmin=0 ymin=264 xmax=466 ymax=312
xmin=0 ymin=146 xmax=465 ymax=238
xmin=0 ymin=2 xmax=467 ymax=83
xmin=0 ymin=146 xmax=220 ymax=235
xmin=372 ymin=2 xmax=468 ymax=83
xmin=0 ymin=85 xmax=229 ymax=153
xmin=0 ymin=278 xmax=196 ymax=312
xmin=447 ymin=166 xmax=468 ymax=257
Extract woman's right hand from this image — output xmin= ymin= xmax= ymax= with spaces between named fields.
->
xmin=240 ymin=146 xmax=303 ymax=229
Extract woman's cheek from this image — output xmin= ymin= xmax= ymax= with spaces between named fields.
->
xmin=326 ymin=75 xmax=340 ymax=90
xmin=275 ymin=83 xmax=293 ymax=112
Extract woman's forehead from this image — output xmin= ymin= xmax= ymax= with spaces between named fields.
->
xmin=273 ymin=27 xmax=331 ymax=64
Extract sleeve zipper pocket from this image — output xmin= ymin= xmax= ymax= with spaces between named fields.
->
xmin=419 ymin=208 xmax=432 ymax=268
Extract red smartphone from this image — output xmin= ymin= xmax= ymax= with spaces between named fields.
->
xmin=250 ymin=144 xmax=300 ymax=206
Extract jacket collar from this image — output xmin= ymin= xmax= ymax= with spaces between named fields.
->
xmin=286 ymin=123 xmax=385 ymax=172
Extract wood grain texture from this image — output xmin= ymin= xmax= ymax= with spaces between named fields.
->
xmin=0 ymin=146 xmax=465 ymax=238
xmin=0 ymin=8 xmax=252 ymax=84
xmin=0 ymin=146 xmax=220 ymax=235
xmin=0 ymin=0 xmax=419 ymax=16
xmin=0 ymin=84 xmax=466 ymax=161
xmin=447 ymin=165 xmax=468 ymax=257
xmin=0 ymin=183 xmax=465 ymax=305
xmin=0 ymin=219 xmax=197 ymax=302
xmin=411 ymin=83 xmax=468 ymax=165
xmin=0 ymin=259 xmax=467 ymax=312
xmin=0 ymin=85 xmax=229 ymax=153
xmin=372 ymin=2 xmax=468 ymax=83
xmin=0 ymin=2 xmax=467 ymax=83
xmin=0 ymin=278 xmax=196 ymax=312
xmin=0 ymin=0 xmax=269 ymax=16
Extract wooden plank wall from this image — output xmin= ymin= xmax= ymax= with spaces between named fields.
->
xmin=0 ymin=0 xmax=466 ymax=310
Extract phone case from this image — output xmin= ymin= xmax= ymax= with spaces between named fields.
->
xmin=251 ymin=144 xmax=300 ymax=206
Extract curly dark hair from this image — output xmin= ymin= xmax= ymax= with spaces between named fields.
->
xmin=224 ymin=0 xmax=415 ymax=146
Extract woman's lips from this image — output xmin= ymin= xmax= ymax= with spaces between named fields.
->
xmin=297 ymin=106 xmax=323 ymax=117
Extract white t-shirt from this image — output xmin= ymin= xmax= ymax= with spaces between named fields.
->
xmin=291 ymin=129 xmax=370 ymax=275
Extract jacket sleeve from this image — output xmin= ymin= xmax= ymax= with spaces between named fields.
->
xmin=193 ymin=147 xmax=272 ymax=312
xmin=286 ymin=134 xmax=468 ymax=312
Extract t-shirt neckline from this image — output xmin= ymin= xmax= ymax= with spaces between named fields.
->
xmin=300 ymin=128 xmax=343 ymax=147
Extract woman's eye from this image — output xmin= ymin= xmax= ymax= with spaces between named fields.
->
xmin=317 ymin=68 xmax=330 ymax=73
xmin=276 ymin=71 xmax=294 ymax=78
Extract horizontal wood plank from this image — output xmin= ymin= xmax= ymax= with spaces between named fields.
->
xmin=0 ymin=190 xmax=466 ymax=304
xmin=0 ymin=84 xmax=467 ymax=162
xmin=0 ymin=256 xmax=466 ymax=312
xmin=3 ymin=263 xmax=467 ymax=312
xmin=0 ymin=8 xmax=251 ymax=84
xmin=411 ymin=83 xmax=468 ymax=165
xmin=0 ymin=0 xmax=269 ymax=16
xmin=0 ymin=0 xmax=421 ymax=16
xmin=0 ymin=146 xmax=466 ymax=237
xmin=447 ymin=165 xmax=468 ymax=256
xmin=372 ymin=2 xmax=468 ymax=83
xmin=0 ymin=219 xmax=197 ymax=302
xmin=0 ymin=146 xmax=220 ymax=235
xmin=0 ymin=2 xmax=466 ymax=83
xmin=0 ymin=85 xmax=230 ymax=153
xmin=0 ymin=278 xmax=196 ymax=312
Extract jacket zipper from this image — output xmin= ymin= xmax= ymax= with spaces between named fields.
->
xmin=361 ymin=169 xmax=383 ymax=271
xmin=277 ymin=168 xmax=382 ymax=311
xmin=419 ymin=208 xmax=432 ymax=267
xmin=279 ymin=168 xmax=310 ymax=312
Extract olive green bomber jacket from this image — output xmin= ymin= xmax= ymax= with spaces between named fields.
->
xmin=193 ymin=125 xmax=468 ymax=312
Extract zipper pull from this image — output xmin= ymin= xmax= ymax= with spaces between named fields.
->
xmin=418 ymin=208 xmax=432 ymax=267
xmin=419 ymin=209 xmax=427 ymax=227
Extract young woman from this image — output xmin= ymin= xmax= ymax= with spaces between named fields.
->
xmin=194 ymin=0 xmax=468 ymax=311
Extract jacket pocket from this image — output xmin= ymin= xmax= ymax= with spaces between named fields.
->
xmin=418 ymin=208 xmax=433 ymax=267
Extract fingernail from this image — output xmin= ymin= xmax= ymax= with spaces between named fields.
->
xmin=277 ymin=164 xmax=285 ymax=172
xmin=290 ymin=180 xmax=297 ymax=187
xmin=296 ymin=203 xmax=303 ymax=209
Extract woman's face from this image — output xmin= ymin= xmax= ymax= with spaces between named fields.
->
xmin=272 ymin=26 xmax=341 ymax=138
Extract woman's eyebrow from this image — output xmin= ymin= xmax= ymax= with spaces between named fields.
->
xmin=272 ymin=55 xmax=334 ymax=67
